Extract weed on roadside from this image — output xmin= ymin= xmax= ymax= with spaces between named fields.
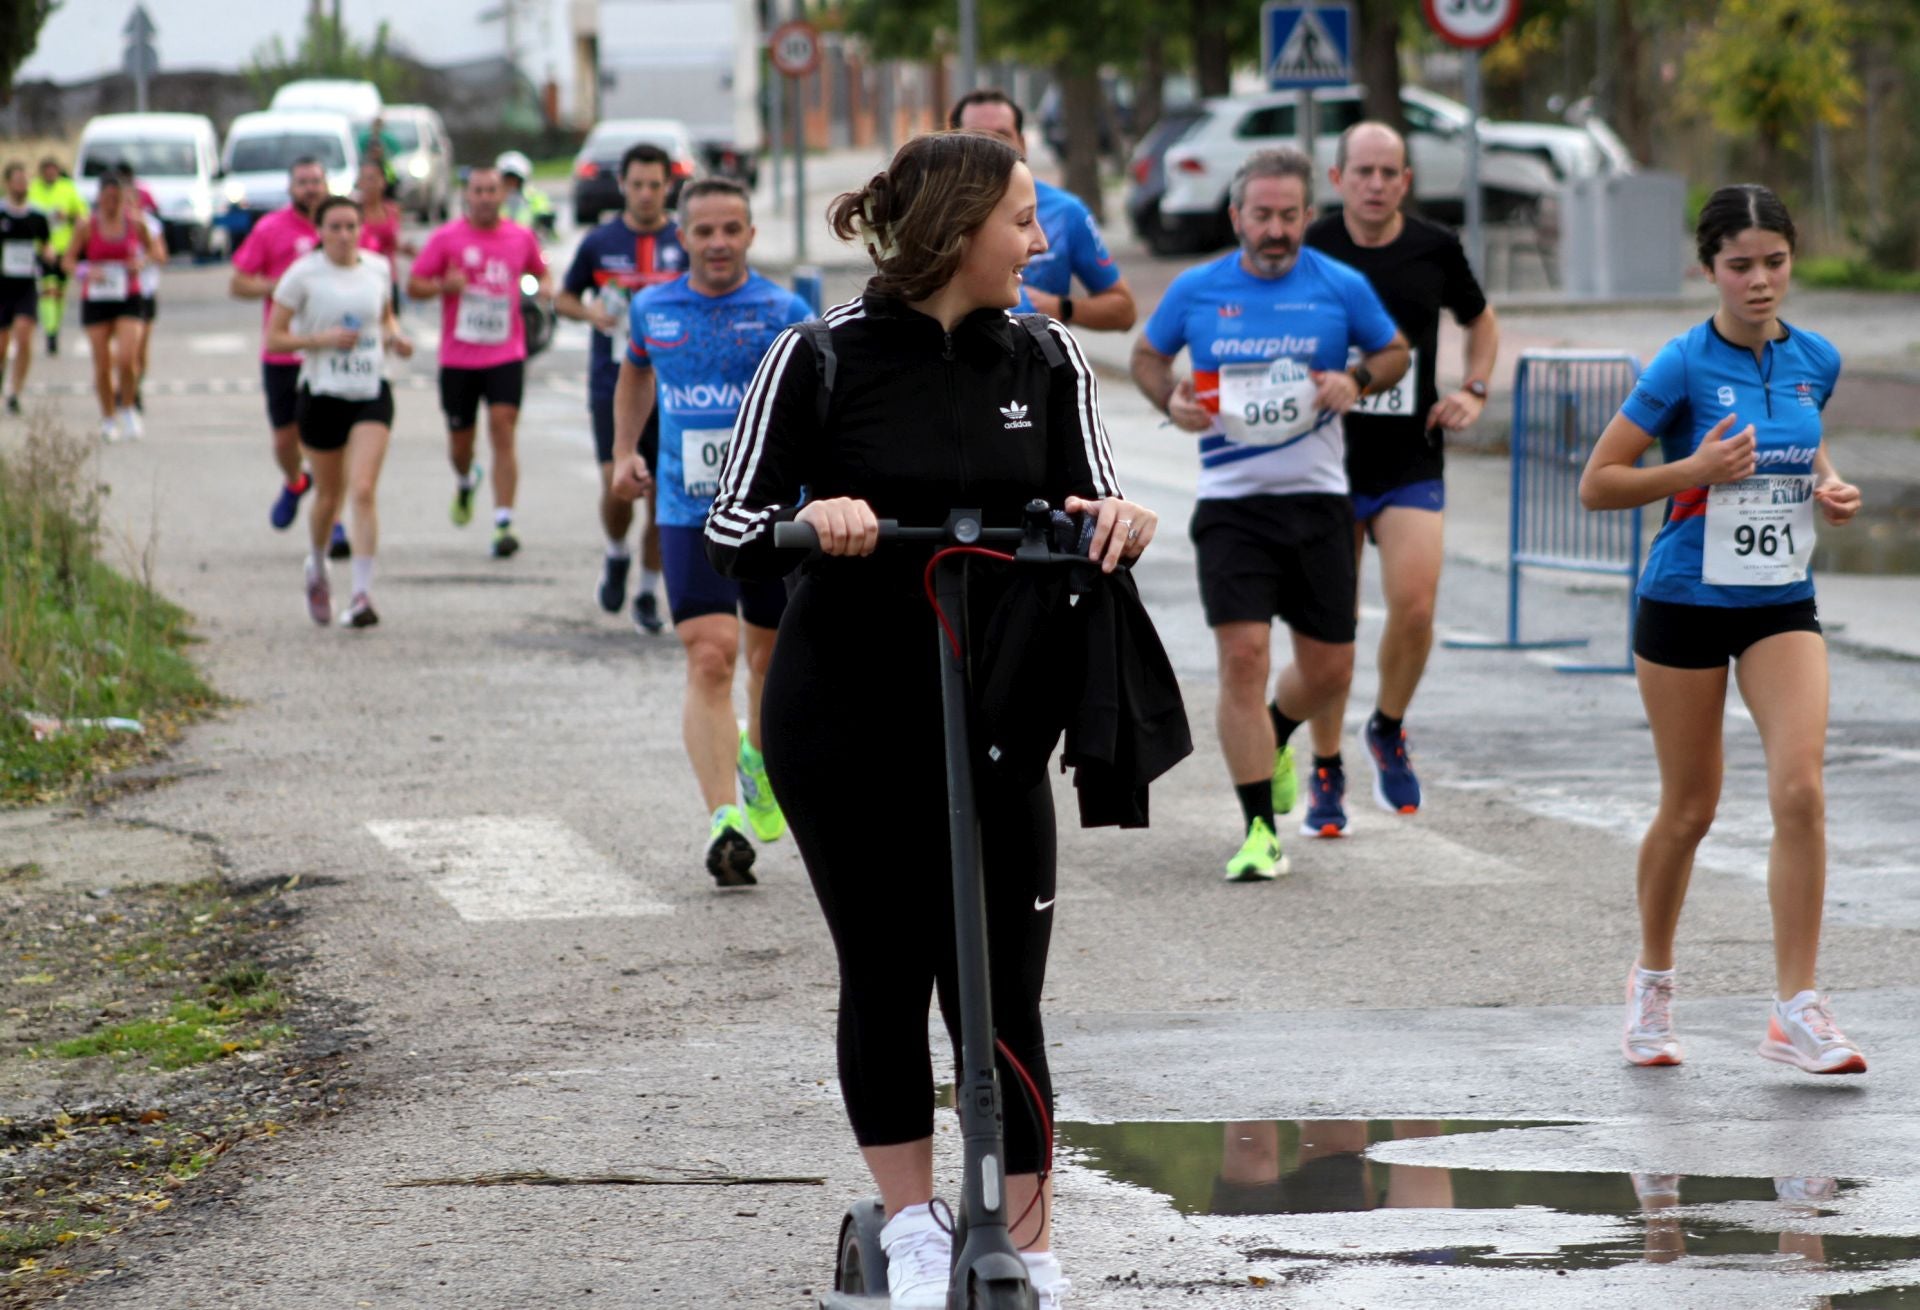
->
xmin=0 ymin=417 xmax=216 ymax=805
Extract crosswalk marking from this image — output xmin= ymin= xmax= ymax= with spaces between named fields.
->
xmin=366 ymin=816 xmax=674 ymax=922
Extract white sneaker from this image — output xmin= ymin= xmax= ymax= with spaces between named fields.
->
xmin=1623 ymin=966 xmax=1682 ymax=1066
xmin=1022 ymin=1250 xmax=1072 ymax=1309
xmin=100 ymin=414 xmax=122 ymax=443
xmin=117 ymin=406 xmax=142 ymax=440
xmin=879 ymin=1203 xmax=951 ymax=1309
xmin=1759 ymin=991 xmax=1868 ymax=1075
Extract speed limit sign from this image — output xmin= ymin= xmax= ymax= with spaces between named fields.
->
xmin=769 ymin=19 xmax=822 ymax=78
xmin=1421 ymin=0 xmax=1520 ymax=48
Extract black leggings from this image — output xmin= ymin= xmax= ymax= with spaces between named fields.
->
xmin=761 ymin=574 xmax=1057 ymax=1175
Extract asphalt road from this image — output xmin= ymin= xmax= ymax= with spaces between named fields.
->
xmin=12 ymin=222 xmax=1920 ymax=1308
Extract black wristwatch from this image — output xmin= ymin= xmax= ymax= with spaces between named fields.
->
xmin=1348 ymin=363 xmax=1374 ymax=396
xmin=1058 ymin=295 xmax=1074 ymax=323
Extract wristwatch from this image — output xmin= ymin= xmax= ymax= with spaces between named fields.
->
xmin=1464 ymin=379 xmax=1490 ymax=399
xmin=1058 ymin=295 xmax=1074 ymax=324
xmin=1348 ymin=363 xmax=1374 ymax=396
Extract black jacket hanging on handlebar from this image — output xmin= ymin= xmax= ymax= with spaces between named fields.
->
xmin=972 ymin=561 xmax=1192 ymax=829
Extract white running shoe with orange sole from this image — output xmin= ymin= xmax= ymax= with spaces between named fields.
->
xmin=1623 ymin=967 xmax=1683 ymax=1066
xmin=1758 ymin=992 xmax=1868 ymax=1075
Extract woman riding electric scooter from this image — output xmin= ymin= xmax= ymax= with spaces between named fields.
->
xmin=704 ymin=129 xmax=1159 ymax=1309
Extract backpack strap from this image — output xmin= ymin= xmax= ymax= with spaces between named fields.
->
xmin=793 ymin=320 xmax=836 ymax=429
xmin=1012 ymin=312 xmax=1066 ymax=369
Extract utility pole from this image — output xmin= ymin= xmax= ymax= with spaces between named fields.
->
xmin=958 ymin=0 xmax=978 ymax=93
xmin=123 ymin=5 xmax=158 ymax=113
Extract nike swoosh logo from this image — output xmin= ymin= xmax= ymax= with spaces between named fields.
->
xmin=1033 ymin=896 xmax=1057 ymax=912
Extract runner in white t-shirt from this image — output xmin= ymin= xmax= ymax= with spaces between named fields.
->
xmin=267 ymin=195 xmax=414 ymax=629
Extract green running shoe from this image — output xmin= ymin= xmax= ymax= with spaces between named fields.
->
xmin=451 ymin=465 xmax=484 ymax=527
xmin=706 ymin=804 xmax=757 ymax=888
xmin=736 ymin=730 xmax=785 ymax=842
xmin=1225 ymin=816 xmax=1289 ymax=882
xmin=1271 ymin=742 xmax=1299 ymax=815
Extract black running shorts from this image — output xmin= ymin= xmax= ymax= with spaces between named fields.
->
xmin=296 ymin=383 xmax=395 ymax=453
xmin=1191 ymin=493 xmax=1359 ymax=643
xmin=440 ymin=361 xmax=525 ymax=430
xmin=1633 ymin=596 xmax=1822 ymax=669
xmin=263 ymin=360 xmax=302 ymax=429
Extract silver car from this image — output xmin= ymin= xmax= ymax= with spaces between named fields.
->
xmin=381 ymin=105 xmax=453 ymax=222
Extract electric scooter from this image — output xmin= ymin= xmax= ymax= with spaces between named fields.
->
xmin=776 ymin=501 xmax=1095 ymax=1310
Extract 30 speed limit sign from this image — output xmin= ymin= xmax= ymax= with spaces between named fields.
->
xmin=769 ymin=20 xmax=822 ymax=78
xmin=1421 ymin=0 xmax=1521 ymax=48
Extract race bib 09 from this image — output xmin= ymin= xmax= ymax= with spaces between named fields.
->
xmin=454 ymin=290 xmax=512 ymax=345
xmin=1216 ymin=359 xmax=1319 ymax=447
xmin=1702 ymin=474 xmax=1816 ymax=587
xmin=681 ymin=426 xmax=731 ymax=499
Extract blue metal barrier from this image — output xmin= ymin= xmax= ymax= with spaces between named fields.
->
xmin=1444 ymin=349 xmax=1644 ymax=674
xmin=792 ymin=264 xmax=823 ymax=315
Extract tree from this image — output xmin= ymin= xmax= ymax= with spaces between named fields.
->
xmin=245 ymin=10 xmax=419 ymax=104
xmin=0 ymin=0 xmax=58 ymax=105
xmin=1680 ymin=0 xmax=1861 ymax=180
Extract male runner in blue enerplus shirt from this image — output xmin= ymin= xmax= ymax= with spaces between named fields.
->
xmin=607 ymin=177 xmax=813 ymax=891
xmin=557 ymin=143 xmax=687 ymax=633
xmin=950 ymin=89 xmax=1136 ymax=332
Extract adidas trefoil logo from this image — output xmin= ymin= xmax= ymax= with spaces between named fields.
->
xmin=1000 ymin=399 xmax=1031 ymax=430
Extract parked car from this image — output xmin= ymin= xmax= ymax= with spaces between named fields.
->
xmin=1122 ymin=104 xmax=1209 ymax=255
xmin=269 ymin=79 xmax=383 ymax=126
xmin=74 ymin=112 xmax=222 ymax=256
xmin=218 ymin=111 xmax=359 ymax=239
xmin=571 ymin=118 xmax=700 ymax=227
xmin=381 ymin=104 xmax=454 ymax=222
xmin=1148 ymin=84 xmax=1610 ymax=253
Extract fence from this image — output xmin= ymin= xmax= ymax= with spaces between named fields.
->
xmin=1445 ymin=350 xmax=1644 ymax=674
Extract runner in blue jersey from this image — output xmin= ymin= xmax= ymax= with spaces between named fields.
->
xmin=608 ymin=177 xmax=813 ymax=889
xmin=950 ymin=90 xmax=1136 ymax=332
xmin=1581 ymin=184 xmax=1866 ymax=1077
xmin=557 ymin=143 xmax=686 ymax=633
xmin=1131 ymin=147 xmax=1408 ymax=881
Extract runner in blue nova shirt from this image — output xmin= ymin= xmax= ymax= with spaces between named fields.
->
xmin=1580 ymin=184 xmax=1867 ymax=1078
xmin=608 ymin=177 xmax=813 ymax=890
xmin=557 ymin=142 xmax=687 ymax=633
xmin=950 ymin=89 xmax=1137 ymax=332
xmin=1131 ymin=146 xmax=1408 ymax=882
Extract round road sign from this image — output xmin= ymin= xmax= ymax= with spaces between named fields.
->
xmin=1421 ymin=0 xmax=1521 ymax=49
xmin=769 ymin=20 xmax=823 ymax=78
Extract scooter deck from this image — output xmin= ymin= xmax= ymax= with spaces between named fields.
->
xmin=817 ymin=1294 xmax=889 ymax=1308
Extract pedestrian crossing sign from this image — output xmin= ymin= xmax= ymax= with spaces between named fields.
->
xmin=1262 ymin=2 xmax=1354 ymax=89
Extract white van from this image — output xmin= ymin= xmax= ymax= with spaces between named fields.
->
xmin=74 ymin=112 xmax=222 ymax=255
xmin=268 ymin=79 xmax=383 ymax=128
xmin=219 ymin=111 xmax=359 ymax=235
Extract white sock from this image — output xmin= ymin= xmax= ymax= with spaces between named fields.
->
xmin=1634 ymin=965 xmax=1675 ymax=982
xmin=494 ymin=508 xmax=513 ymax=528
xmin=639 ymin=566 xmax=662 ymax=593
xmin=1021 ymin=1250 xmax=1064 ymax=1290
xmin=605 ymin=538 xmax=630 ymax=559
xmin=350 ymin=556 xmax=375 ymax=597
xmin=306 ymin=548 xmax=326 ymax=574
xmin=1776 ymin=989 xmax=1819 ymax=1013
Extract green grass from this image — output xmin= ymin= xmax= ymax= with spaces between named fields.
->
xmin=531 ymin=155 xmax=575 ymax=182
xmin=0 ymin=420 xmax=214 ymax=803
xmin=1797 ymin=256 xmax=1920 ymax=294
xmin=47 ymin=990 xmax=289 ymax=1071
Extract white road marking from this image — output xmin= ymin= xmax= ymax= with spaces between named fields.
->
xmin=187 ymin=332 xmax=249 ymax=355
xmin=366 ymin=816 xmax=673 ymax=921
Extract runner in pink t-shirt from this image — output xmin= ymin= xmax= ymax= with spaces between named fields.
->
xmin=230 ymin=158 xmax=328 ymax=533
xmin=407 ymin=166 xmax=552 ymax=559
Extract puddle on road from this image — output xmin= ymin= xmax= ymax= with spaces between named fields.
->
xmin=1815 ymin=497 xmax=1920 ymax=575
xmin=1061 ymin=1119 xmax=1920 ymax=1277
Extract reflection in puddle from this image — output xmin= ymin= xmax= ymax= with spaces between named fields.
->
xmin=1061 ymin=1119 xmax=1920 ymax=1282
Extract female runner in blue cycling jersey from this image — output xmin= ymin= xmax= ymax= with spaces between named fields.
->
xmin=1581 ymin=185 xmax=1866 ymax=1076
